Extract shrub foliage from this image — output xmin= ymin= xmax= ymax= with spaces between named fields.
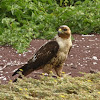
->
xmin=0 ymin=0 xmax=100 ymax=52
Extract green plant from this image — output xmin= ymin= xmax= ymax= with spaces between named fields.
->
xmin=0 ymin=0 xmax=100 ymax=52
xmin=0 ymin=0 xmax=58 ymax=52
xmin=58 ymin=0 xmax=100 ymax=34
xmin=56 ymin=0 xmax=86 ymax=6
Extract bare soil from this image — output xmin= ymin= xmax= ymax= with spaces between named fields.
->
xmin=0 ymin=34 xmax=100 ymax=84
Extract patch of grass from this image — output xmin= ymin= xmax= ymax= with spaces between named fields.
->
xmin=0 ymin=72 xmax=100 ymax=100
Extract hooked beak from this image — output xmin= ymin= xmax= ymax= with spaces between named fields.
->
xmin=58 ymin=28 xmax=62 ymax=35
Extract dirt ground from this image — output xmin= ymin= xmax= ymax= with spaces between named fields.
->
xmin=0 ymin=34 xmax=100 ymax=84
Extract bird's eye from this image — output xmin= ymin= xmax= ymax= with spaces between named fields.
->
xmin=64 ymin=29 xmax=67 ymax=31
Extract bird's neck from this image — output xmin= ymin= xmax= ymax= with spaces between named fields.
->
xmin=55 ymin=35 xmax=72 ymax=49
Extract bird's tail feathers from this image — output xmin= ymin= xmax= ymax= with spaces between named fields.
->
xmin=12 ymin=63 xmax=34 ymax=76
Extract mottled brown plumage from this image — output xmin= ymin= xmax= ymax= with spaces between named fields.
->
xmin=12 ymin=25 xmax=72 ymax=82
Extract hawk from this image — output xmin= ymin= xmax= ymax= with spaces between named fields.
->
xmin=12 ymin=25 xmax=72 ymax=82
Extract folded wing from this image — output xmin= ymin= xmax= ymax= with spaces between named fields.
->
xmin=12 ymin=41 xmax=59 ymax=76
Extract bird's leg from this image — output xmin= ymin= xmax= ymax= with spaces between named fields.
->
xmin=54 ymin=66 xmax=63 ymax=77
xmin=43 ymin=64 xmax=53 ymax=76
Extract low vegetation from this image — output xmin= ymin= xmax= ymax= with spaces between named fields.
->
xmin=0 ymin=0 xmax=100 ymax=52
xmin=0 ymin=72 xmax=100 ymax=100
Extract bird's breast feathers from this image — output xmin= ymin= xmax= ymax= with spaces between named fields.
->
xmin=56 ymin=35 xmax=72 ymax=53
xmin=50 ymin=35 xmax=72 ymax=65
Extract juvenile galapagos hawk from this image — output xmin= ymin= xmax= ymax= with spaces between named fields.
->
xmin=12 ymin=25 xmax=72 ymax=82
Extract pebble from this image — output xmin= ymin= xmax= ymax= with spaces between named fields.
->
xmin=92 ymin=56 xmax=98 ymax=60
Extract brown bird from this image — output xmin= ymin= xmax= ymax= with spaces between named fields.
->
xmin=12 ymin=25 xmax=72 ymax=82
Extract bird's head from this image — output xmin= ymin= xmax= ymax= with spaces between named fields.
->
xmin=58 ymin=25 xmax=71 ymax=39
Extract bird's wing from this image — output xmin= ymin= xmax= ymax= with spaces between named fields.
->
xmin=30 ymin=41 xmax=59 ymax=68
xmin=12 ymin=41 xmax=59 ymax=76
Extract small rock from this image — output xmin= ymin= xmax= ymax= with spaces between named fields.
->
xmin=93 ymin=62 xmax=97 ymax=65
xmin=90 ymin=69 xmax=98 ymax=74
xmin=3 ymin=77 xmax=7 ymax=80
xmin=92 ymin=56 xmax=98 ymax=60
